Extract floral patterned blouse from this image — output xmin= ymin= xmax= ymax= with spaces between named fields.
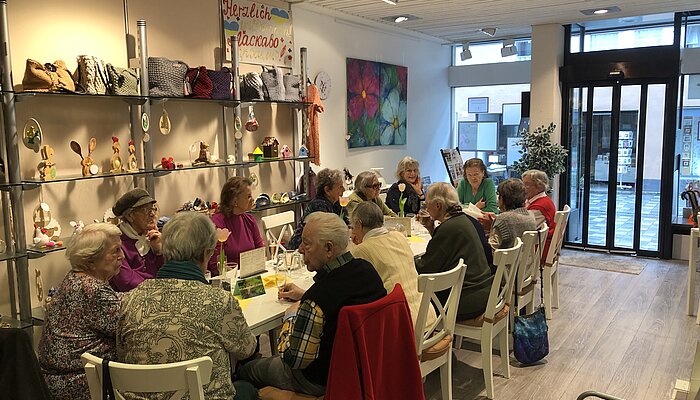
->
xmin=117 ymin=278 xmax=256 ymax=400
xmin=38 ymin=271 xmax=122 ymax=400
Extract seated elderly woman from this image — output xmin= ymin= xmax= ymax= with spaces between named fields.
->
xmin=345 ymin=171 xmax=397 ymax=220
xmin=38 ymin=223 xmax=124 ymax=400
xmin=416 ymin=182 xmax=494 ymax=321
xmin=117 ymin=211 xmax=257 ymax=400
xmin=457 ymin=158 xmax=499 ymax=213
xmin=209 ymin=176 xmax=264 ymax=275
xmin=288 ymin=168 xmax=347 ymax=250
xmin=386 ymin=156 xmax=424 ymax=215
xmin=110 ymin=188 xmax=164 ymax=292
xmin=349 ymin=201 xmax=435 ymax=331
xmin=523 ymin=169 xmax=557 ymax=259
xmin=488 ymin=178 xmax=537 ymax=251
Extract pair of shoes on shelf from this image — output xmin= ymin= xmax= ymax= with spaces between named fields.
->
xmin=271 ymin=192 xmax=291 ymax=204
xmin=255 ymin=194 xmax=271 ymax=208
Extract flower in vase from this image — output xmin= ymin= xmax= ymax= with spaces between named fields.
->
xmin=339 ymin=197 xmax=350 ymax=208
xmin=216 ymin=228 xmax=231 ymax=243
xmin=398 ymin=183 xmax=406 ymax=193
xmin=397 ymin=183 xmax=407 ymax=217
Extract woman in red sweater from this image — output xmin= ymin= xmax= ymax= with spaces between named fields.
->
xmin=523 ymin=170 xmax=557 ymax=261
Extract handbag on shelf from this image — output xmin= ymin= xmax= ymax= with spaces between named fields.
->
xmin=185 ymin=66 xmax=213 ymax=99
xmin=22 ymin=59 xmax=75 ymax=92
xmin=283 ymin=74 xmax=302 ymax=101
xmin=147 ymin=57 xmax=188 ymax=97
xmin=105 ymin=64 xmax=139 ymax=96
xmin=209 ymin=67 xmax=234 ymax=100
xmin=239 ymin=72 xmax=265 ymax=101
xmin=73 ymin=55 xmax=109 ymax=94
xmin=260 ymin=66 xmax=285 ymax=101
xmin=512 ymin=229 xmax=549 ymax=365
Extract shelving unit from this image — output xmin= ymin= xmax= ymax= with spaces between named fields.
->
xmin=0 ymin=2 xmax=310 ymax=327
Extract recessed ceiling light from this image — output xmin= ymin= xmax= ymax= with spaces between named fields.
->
xmin=480 ymin=27 xmax=497 ymax=37
xmin=593 ymin=9 xmax=609 ymax=14
xmin=380 ymin=14 xmax=420 ymax=23
xmin=394 ymin=16 xmax=409 ymax=23
xmin=382 ymin=0 xmax=397 ymax=5
xmin=580 ymin=6 xmax=621 ymax=16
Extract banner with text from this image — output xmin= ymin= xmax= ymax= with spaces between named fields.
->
xmin=222 ymin=0 xmax=294 ymax=67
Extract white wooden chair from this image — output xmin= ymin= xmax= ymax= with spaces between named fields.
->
xmin=512 ymin=224 xmax=549 ymax=323
xmin=81 ymin=353 xmax=212 ymax=400
xmin=414 ymin=260 xmax=467 ymax=400
xmin=543 ymin=204 xmax=571 ymax=320
xmin=453 ymin=238 xmax=522 ymax=400
xmin=261 ymin=210 xmax=295 ymax=259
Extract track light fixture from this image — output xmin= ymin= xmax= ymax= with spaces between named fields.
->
xmin=460 ymin=42 xmax=472 ymax=61
xmin=501 ymin=39 xmax=517 ymax=57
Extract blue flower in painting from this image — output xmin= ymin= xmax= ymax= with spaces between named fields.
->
xmin=380 ymin=88 xmax=407 ymax=145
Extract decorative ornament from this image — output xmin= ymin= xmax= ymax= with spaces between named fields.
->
xmin=298 ymin=144 xmax=309 ymax=158
xmin=37 ymin=145 xmax=57 ymax=180
xmin=35 ymin=269 xmax=44 ymax=302
xmin=315 ymin=71 xmax=331 ymax=100
xmin=234 ymin=115 xmax=243 ymax=139
xmin=69 ymin=220 xmax=85 ymax=235
xmin=192 ymin=142 xmax=212 ymax=166
xmin=281 ymin=144 xmax=292 ymax=159
xmin=159 ymin=105 xmax=171 ymax=135
xmin=245 ymin=106 xmax=259 ymax=132
xmin=126 ymin=140 xmax=138 ymax=172
xmin=141 ymin=112 xmax=150 ymax=142
xmin=33 ymin=201 xmax=62 ymax=242
xmin=110 ymin=137 xmax=123 ymax=173
xmin=22 ymin=118 xmax=42 ymax=153
xmin=252 ymin=146 xmax=264 ymax=162
xmin=70 ymin=138 xmax=97 ymax=177
xmin=249 ymin=172 xmax=259 ymax=188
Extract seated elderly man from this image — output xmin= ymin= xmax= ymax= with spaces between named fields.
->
xmin=240 ymin=212 xmax=386 ymax=396
xmin=349 ymin=201 xmax=435 ymax=332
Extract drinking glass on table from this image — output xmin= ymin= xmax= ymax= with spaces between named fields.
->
xmin=275 ymin=252 xmax=289 ymax=289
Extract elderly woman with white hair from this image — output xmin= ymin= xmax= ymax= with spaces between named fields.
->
xmin=487 ymin=178 xmax=537 ymax=251
xmin=523 ymin=169 xmax=557 ymax=259
xmin=117 ymin=212 xmax=257 ymax=400
xmin=416 ymin=182 xmax=493 ymax=321
xmin=345 ymin=171 xmax=397 ymax=220
xmin=386 ymin=156 xmax=424 ymax=215
xmin=39 ymin=223 xmax=124 ymax=400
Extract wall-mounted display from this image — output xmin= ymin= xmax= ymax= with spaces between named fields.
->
xmin=346 ymin=57 xmax=407 ymax=148
xmin=468 ymin=97 xmax=488 ymax=113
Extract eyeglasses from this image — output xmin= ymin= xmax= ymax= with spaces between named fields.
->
xmin=134 ymin=205 xmax=158 ymax=215
xmin=466 ymin=172 xmax=483 ymax=179
xmin=366 ymin=183 xmax=382 ymax=190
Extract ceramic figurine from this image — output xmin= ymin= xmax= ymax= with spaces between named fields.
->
xmin=33 ymin=202 xmax=61 ymax=241
xmin=37 ymin=145 xmax=57 ymax=180
xmin=281 ymin=145 xmax=292 ymax=159
xmin=69 ymin=220 xmax=85 ymax=235
xmin=70 ymin=138 xmax=97 ymax=176
xmin=126 ymin=140 xmax=138 ymax=172
xmin=110 ymin=136 xmax=123 ymax=173
xmin=227 ymin=154 xmax=236 ymax=164
xmin=253 ymin=146 xmax=264 ymax=162
xmin=298 ymin=144 xmax=309 ymax=158
xmin=193 ymin=142 xmax=212 ymax=166
xmin=33 ymin=225 xmax=52 ymax=247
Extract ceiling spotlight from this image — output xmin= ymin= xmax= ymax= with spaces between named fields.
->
xmin=501 ymin=39 xmax=517 ymax=57
xmin=580 ymin=6 xmax=621 ymax=16
xmin=394 ymin=16 xmax=409 ymax=23
xmin=382 ymin=0 xmax=398 ymax=5
xmin=593 ymin=8 xmax=609 ymax=14
xmin=460 ymin=42 xmax=472 ymax=61
xmin=480 ymin=27 xmax=497 ymax=37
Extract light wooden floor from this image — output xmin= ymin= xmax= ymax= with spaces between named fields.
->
xmin=424 ymin=252 xmax=700 ymax=400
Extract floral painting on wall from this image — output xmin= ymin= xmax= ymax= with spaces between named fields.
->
xmin=346 ymin=58 xmax=407 ymax=148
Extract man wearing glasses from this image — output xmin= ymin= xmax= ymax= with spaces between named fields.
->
xmin=109 ymin=188 xmax=164 ymax=292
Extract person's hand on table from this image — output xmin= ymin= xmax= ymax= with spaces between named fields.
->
xmin=278 ymin=283 xmax=305 ymax=302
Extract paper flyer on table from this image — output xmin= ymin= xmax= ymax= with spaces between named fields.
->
xmin=462 ymin=203 xmax=484 ymax=219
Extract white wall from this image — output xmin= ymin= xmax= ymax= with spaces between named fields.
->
xmin=292 ymin=5 xmax=451 ymax=183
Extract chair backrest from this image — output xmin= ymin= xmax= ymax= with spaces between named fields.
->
xmin=544 ymin=205 xmax=572 ymax=267
xmin=81 ymin=353 xmax=213 ymax=400
xmin=261 ymin=210 xmax=295 ymax=259
xmin=516 ymin=224 xmax=549 ymax=296
xmin=414 ymin=259 xmax=467 ymax=355
xmin=484 ymin=238 xmax=522 ymax=322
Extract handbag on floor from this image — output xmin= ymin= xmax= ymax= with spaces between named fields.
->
xmin=512 ymin=229 xmax=549 ymax=365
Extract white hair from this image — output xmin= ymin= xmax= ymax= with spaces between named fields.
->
xmin=426 ymin=182 xmax=461 ymax=209
xmin=396 ymin=156 xmax=420 ymax=180
xmin=522 ymin=169 xmax=549 ymax=192
xmin=350 ymin=201 xmax=384 ymax=230
xmin=67 ymin=223 xmax=122 ymax=272
xmin=305 ymin=212 xmax=349 ymax=254
xmin=162 ymin=212 xmax=216 ymax=263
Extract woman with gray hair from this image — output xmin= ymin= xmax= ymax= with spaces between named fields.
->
xmin=416 ymin=182 xmax=494 ymax=321
xmin=346 ymin=171 xmax=397 ymax=219
xmin=39 ymin=223 xmax=124 ymax=400
xmin=386 ymin=156 xmax=424 ymax=215
xmin=117 ymin=211 xmax=257 ymax=400
xmin=522 ymin=169 xmax=556 ymax=258
xmin=487 ymin=178 xmax=537 ymax=251
xmin=288 ymin=168 xmax=348 ymax=250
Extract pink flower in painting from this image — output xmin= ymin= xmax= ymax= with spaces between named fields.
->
xmin=348 ymin=59 xmax=380 ymax=121
xmin=396 ymin=66 xmax=408 ymax=98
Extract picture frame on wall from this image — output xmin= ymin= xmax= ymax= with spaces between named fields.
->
xmin=468 ymin=97 xmax=488 ymax=114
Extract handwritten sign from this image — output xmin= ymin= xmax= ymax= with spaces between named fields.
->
xmin=222 ymin=0 xmax=294 ymax=67
xmin=239 ymin=247 xmax=267 ymax=278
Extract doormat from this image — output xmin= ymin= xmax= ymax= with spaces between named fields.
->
xmin=559 ymin=249 xmax=648 ymax=275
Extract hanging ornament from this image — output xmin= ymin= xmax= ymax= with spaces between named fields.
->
xmin=22 ymin=118 xmax=42 ymax=153
xmin=141 ymin=112 xmax=151 ymax=142
xmin=234 ymin=114 xmax=243 ymax=139
xmin=245 ymin=106 xmax=259 ymax=132
xmin=159 ymin=104 xmax=171 ymax=135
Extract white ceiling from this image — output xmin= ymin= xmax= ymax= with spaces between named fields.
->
xmin=299 ymin=0 xmax=699 ymax=42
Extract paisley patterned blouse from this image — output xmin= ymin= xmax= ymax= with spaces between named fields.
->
xmin=117 ymin=278 xmax=256 ymax=399
xmin=38 ymin=271 xmax=122 ymax=400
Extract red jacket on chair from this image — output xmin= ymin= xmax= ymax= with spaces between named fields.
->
xmin=325 ymin=284 xmax=425 ymax=400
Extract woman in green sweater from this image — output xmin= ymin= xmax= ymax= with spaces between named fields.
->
xmin=456 ymin=158 xmax=499 ymax=214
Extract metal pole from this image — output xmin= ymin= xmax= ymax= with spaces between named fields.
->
xmin=0 ymin=0 xmax=31 ymax=322
xmin=123 ymin=0 xmax=142 ymax=190
xmin=219 ymin=3 xmax=230 ymax=180
xmin=137 ymin=20 xmax=154 ymax=196
xmin=299 ymin=47 xmax=310 ymax=198
xmin=231 ymin=35 xmax=244 ymax=176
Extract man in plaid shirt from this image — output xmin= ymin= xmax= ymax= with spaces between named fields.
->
xmin=240 ymin=212 xmax=386 ymax=396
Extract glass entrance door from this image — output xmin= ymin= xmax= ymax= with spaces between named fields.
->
xmin=565 ymin=82 xmax=666 ymax=255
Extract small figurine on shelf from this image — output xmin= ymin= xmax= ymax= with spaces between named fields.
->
xmin=70 ymin=138 xmax=97 ymax=176
xmin=281 ymin=144 xmax=292 ymax=159
xmin=69 ymin=220 xmax=85 ymax=236
xmin=126 ymin=140 xmax=138 ymax=172
xmin=160 ymin=157 xmax=176 ymax=170
xmin=227 ymin=154 xmax=236 ymax=164
xmin=192 ymin=142 xmax=212 ymax=166
xmin=110 ymin=136 xmax=123 ymax=173
xmin=33 ymin=202 xmax=61 ymax=241
xmin=252 ymin=146 xmax=264 ymax=162
xmin=33 ymin=225 xmax=55 ymax=248
xmin=261 ymin=137 xmax=279 ymax=158
xmin=37 ymin=145 xmax=57 ymax=180
xmin=298 ymin=144 xmax=309 ymax=158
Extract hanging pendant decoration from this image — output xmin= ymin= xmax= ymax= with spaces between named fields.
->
xmin=22 ymin=118 xmax=43 ymax=153
xmin=245 ymin=106 xmax=259 ymax=132
xmin=141 ymin=112 xmax=151 ymax=142
xmin=159 ymin=104 xmax=171 ymax=135
xmin=234 ymin=114 xmax=243 ymax=139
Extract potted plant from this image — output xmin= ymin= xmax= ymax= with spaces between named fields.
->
xmin=512 ymin=123 xmax=568 ymax=190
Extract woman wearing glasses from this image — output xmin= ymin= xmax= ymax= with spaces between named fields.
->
xmin=346 ymin=171 xmax=397 ymax=219
xmin=457 ymin=158 xmax=499 ymax=214
xmin=386 ymin=156 xmax=424 ymax=215
xmin=109 ymin=188 xmax=164 ymax=292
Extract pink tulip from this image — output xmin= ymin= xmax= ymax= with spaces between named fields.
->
xmin=216 ymin=228 xmax=231 ymax=243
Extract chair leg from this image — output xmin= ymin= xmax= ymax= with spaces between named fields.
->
xmin=454 ymin=335 xmax=463 ymax=349
xmin=481 ymin=327 xmax=495 ymax=399
xmin=696 ymin=297 xmax=700 ymax=325
xmin=499 ymin=322 xmax=510 ymax=379
xmin=440 ymin=349 xmax=453 ymax=400
xmin=552 ymin=265 xmax=559 ymax=309
xmin=543 ymin=267 xmax=553 ymax=319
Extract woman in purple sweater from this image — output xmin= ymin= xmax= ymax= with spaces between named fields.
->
xmin=110 ymin=188 xmax=164 ymax=292
xmin=209 ymin=176 xmax=265 ymax=275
